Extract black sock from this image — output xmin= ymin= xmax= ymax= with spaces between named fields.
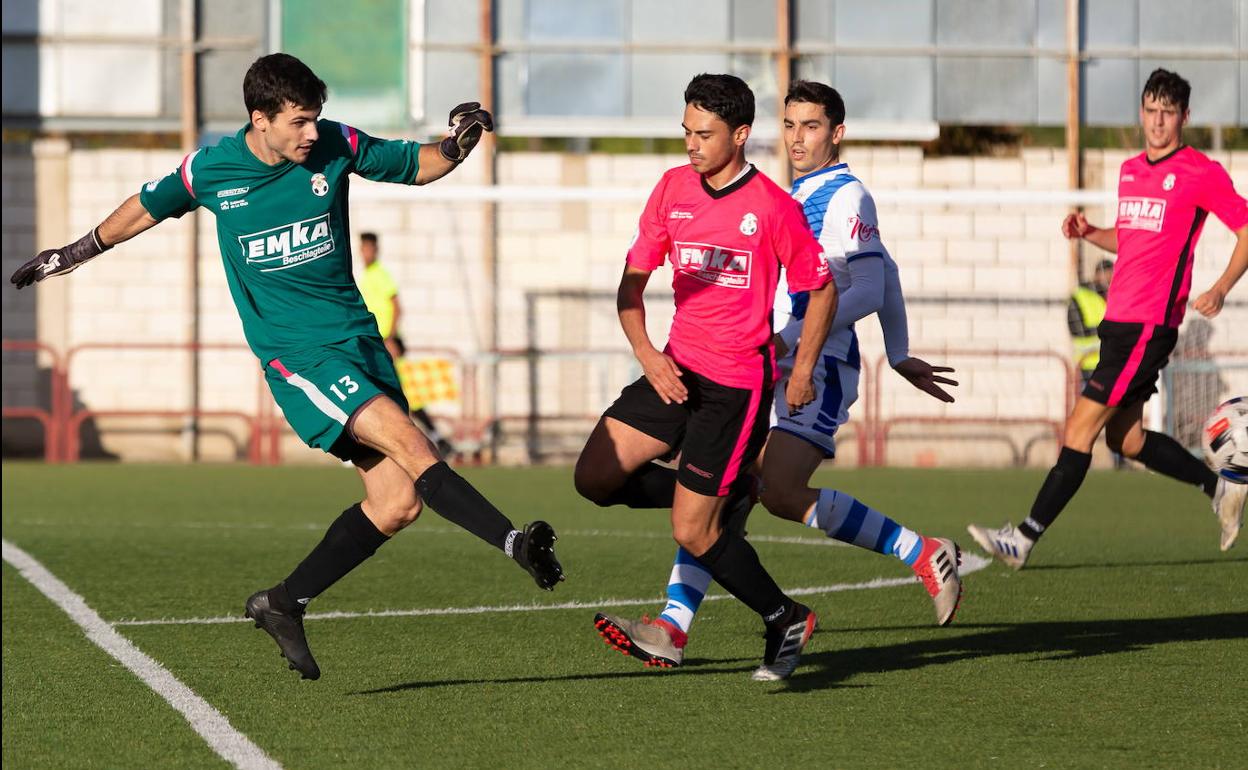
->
xmin=695 ymin=529 xmax=793 ymax=627
xmin=1135 ymin=430 xmax=1219 ymax=498
xmin=600 ymin=462 xmax=678 ymax=508
xmin=416 ymin=461 xmax=518 ymax=553
xmin=284 ymin=503 xmax=389 ymax=606
xmin=1018 ymin=447 xmax=1092 ymax=541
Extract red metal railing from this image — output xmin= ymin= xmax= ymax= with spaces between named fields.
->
xmin=2 ymin=340 xmax=68 ymax=462
xmin=869 ymin=349 xmax=1075 ymax=467
xmin=7 ymin=338 xmax=1095 ymax=468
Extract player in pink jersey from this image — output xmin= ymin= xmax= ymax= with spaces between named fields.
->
xmin=969 ymin=69 xmax=1248 ymax=567
xmin=575 ymin=74 xmax=838 ymax=681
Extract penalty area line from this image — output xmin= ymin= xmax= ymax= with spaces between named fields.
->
xmin=1 ymin=539 xmax=282 ymax=770
xmin=113 ymin=553 xmax=993 ymax=628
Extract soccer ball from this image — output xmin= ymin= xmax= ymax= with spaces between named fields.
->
xmin=1201 ymin=397 xmax=1248 ymax=484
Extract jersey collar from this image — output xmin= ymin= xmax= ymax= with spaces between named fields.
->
xmin=1145 ymin=144 xmax=1186 ymax=167
xmin=701 ymin=163 xmax=758 ymax=199
xmin=792 ymin=162 xmax=849 ymax=189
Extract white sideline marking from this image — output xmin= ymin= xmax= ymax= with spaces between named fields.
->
xmin=1 ymin=539 xmax=282 ymax=770
xmin=113 ymin=553 xmax=992 ymax=628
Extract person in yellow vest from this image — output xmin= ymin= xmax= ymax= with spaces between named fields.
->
xmin=357 ymin=232 xmax=400 ymax=341
xmin=1069 ymin=258 xmax=1122 ymax=467
xmin=392 ymin=335 xmax=456 ymax=457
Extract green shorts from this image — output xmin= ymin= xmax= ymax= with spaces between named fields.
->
xmin=264 ymin=336 xmax=408 ymax=460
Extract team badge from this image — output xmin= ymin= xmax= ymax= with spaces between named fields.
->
xmin=1162 ymin=173 xmax=1176 ymax=191
xmin=311 ymin=173 xmax=329 ymax=197
xmin=739 ymin=212 xmax=758 ymax=236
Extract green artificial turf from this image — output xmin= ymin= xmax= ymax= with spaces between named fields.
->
xmin=3 ymin=463 xmax=1245 ymax=769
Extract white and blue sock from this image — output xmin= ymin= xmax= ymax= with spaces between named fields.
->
xmin=657 ymin=546 xmax=713 ymax=636
xmin=804 ymin=488 xmax=923 ymax=566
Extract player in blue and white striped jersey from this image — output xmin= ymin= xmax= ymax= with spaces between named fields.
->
xmin=595 ymin=82 xmax=966 ymax=672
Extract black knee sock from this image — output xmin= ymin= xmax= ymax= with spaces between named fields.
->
xmin=1018 ymin=447 xmax=1092 ymax=541
xmin=696 ymin=529 xmax=794 ymax=627
xmin=416 ymin=461 xmax=519 ymax=554
xmin=600 ymin=462 xmax=678 ymax=508
xmin=284 ymin=503 xmax=389 ymax=606
xmin=1134 ymin=430 xmax=1219 ymax=498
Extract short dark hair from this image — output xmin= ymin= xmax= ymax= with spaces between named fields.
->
xmin=785 ymin=80 xmax=846 ymax=127
xmin=684 ymin=74 xmax=755 ymax=129
xmin=1141 ymin=68 xmax=1191 ymax=114
xmin=243 ymin=53 xmax=327 ymax=120
xmin=360 ymin=232 xmax=378 ymax=245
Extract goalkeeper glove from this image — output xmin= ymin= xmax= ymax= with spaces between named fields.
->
xmin=438 ymin=102 xmax=493 ymax=163
xmin=10 ymin=228 xmax=112 ymax=289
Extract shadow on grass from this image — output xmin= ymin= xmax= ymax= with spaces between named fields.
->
xmin=350 ymin=611 xmax=1246 ymax=696
xmin=1022 ymin=556 xmax=1246 ymax=571
xmin=350 ymin=659 xmax=767 ymax=694
xmin=779 ymin=611 xmax=1248 ymax=694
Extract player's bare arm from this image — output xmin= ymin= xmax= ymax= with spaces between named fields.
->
xmin=617 ymin=265 xmax=687 ymax=405
xmin=1193 ymin=223 xmax=1248 ymax=318
xmin=1062 ymin=211 xmax=1118 ymax=254
xmin=10 ymin=194 xmax=160 ymax=289
xmin=786 ymin=282 xmax=837 ymax=413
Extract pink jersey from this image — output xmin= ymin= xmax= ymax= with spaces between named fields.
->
xmin=1106 ymin=146 xmax=1248 ymax=327
xmin=628 ymin=164 xmax=831 ymax=389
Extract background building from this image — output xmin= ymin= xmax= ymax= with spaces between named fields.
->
xmin=3 ymin=0 xmax=1246 ymax=466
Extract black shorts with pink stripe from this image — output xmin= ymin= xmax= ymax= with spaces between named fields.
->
xmin=604 ymin=366 xmax=772 ymax=497
xmin=1083 ymin=320 xmax=1178 ymax=407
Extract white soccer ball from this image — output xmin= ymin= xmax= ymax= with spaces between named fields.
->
xmin=1202 ymin=396 xmax=1248 ymax=484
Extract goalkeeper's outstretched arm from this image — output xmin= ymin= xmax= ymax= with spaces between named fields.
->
xmin=10 ymin=194 xmax=160 ymax=289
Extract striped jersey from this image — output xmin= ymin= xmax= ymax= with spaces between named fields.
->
xmin=1106 ymin=146 xmax=1248 ymax=327
xmin=627 ymin=164 xmax=831 ymax=389
xmin=139 ymin=120 xmax=421 ymax=363
xmin=789 ymin=162 xmax=894 ymax=367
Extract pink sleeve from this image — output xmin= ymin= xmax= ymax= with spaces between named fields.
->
xmin=626 ymin=175 xmax=672 ymax=271
xmin=773 ymin=196 xmax=831 ymax=292
xmin=1198 ymin=161 xmax=1248 ymax=232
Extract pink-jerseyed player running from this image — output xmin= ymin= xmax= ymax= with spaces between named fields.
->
xmin=574 ymin=73 xmax=838 ymax=681
xmin=969 ymin=68 xmax=1248 ymax=568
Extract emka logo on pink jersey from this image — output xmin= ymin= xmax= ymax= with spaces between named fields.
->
xmin=1117 ymin=197 xmax=1166 ymax=232
xmin=674 ymin=241 xmax=752 ymax=288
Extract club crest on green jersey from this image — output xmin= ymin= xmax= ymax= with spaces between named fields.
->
xmin=239 ymin=214 xmax=334 ymax=271
xmin=311 ymin=173 xmax=329 ymax=197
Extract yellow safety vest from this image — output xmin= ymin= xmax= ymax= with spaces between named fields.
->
xmin=359 ymin=262 xmax=399 ymax=338
xmin=1072 ymin=286 xmax=1106 ymax=372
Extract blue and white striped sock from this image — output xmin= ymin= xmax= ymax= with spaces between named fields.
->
xmin=657 ymin=546 xmax=713 ymax=635
xmin=804 ymin=488 xmax=923 ymax=566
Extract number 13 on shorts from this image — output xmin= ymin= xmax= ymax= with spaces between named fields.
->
xmin=330 ymin=375 xmax=359 ymax=401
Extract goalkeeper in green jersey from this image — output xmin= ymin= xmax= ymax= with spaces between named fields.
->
xmin=10 ymin=53 xmax=564 ymax=681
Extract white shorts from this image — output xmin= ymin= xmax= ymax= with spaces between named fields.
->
xmin=771 ymin=348 xmax=860 ymax=458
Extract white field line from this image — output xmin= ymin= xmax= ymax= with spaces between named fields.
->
xmin=11 ymin=518 xmax=853 ymax=548
xmin=1 ymin=539 xmax=282 ymax=770
xmin=113 ymin=553 xmax=992 ymax=628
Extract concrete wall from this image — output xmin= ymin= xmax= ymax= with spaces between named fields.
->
xmin=4 ymin=141 xmax=1246 ymax=466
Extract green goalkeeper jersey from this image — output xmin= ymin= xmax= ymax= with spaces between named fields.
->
xmin=139 ymin=120 xmax=420 ymax=364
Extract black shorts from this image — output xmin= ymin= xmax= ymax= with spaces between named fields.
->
xmin=604 ymin=368 xmax=772 ymax=497
xmin=1083 ymin=320 xmax=1178 ymax=408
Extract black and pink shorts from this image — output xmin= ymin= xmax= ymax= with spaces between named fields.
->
xmin=604 ymin=366 xmax=771 ymax=497
xmin=1082 ymin=320 xmax=1178 ymax=408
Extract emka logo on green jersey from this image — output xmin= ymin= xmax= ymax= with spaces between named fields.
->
xmin=239 ymin=213 xmax=334 ymax=272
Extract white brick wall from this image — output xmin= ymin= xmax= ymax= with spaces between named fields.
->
xmin=6 ymin=143 xmax=1248 ymax=466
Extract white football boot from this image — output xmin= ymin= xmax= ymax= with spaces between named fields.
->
xmin=966 ymin=521 xmax=1035 ymax=570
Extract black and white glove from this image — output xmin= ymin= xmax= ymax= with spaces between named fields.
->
xmin=437 ymin=101 xmax=494 ymax=163
xmin=10 ymin=228 xmax=111 ymax=289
